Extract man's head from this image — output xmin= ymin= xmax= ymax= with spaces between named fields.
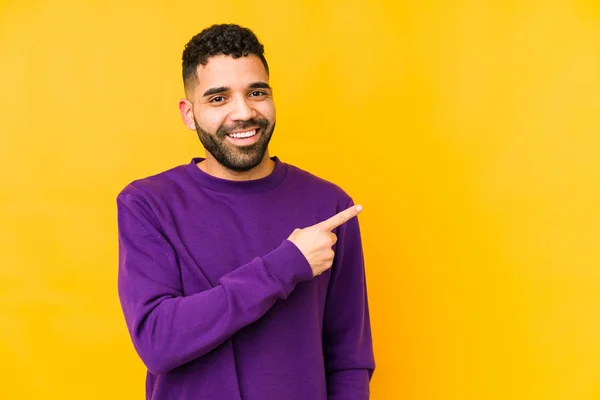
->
xmin=179 ymin=24 xmax=275 ymax=173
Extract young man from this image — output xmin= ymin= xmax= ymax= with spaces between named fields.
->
xmin=117 ymin=24 xmax=375 ymax=399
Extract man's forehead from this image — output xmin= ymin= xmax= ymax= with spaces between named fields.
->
xmin=196 ymin=55 xmax=268 ymax=82
xmin=185 ymin=55 xmax=269 ymax=97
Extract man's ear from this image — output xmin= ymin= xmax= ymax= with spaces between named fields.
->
xmin=179 ymin=98 xmax=197 ymax=131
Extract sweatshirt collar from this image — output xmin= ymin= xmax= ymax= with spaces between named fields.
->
xmin=184 ymin=156 xmax=287 ymax=194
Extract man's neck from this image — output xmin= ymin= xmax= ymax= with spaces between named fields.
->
xmin=197 ymin=153 xmax=275 ymax=181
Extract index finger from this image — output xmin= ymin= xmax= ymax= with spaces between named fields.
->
xmin=316 ymin=205 xmax=363 ymax=231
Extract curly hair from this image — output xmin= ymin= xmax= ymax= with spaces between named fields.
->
xmin=182 ymin=24 xmax=269 ymax=90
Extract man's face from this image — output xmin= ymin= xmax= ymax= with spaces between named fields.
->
xmin=185 ymin=54 xmax=275 ymax=172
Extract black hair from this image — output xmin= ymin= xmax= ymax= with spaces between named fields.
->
xmin=182 ymin=24 xmax=269 ymax=90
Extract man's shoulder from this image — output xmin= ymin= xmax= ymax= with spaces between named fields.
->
xmin=116 ymin=161 xmax=191 ymax=204
xmin=284 ymin=162 xmax=353 ymax=206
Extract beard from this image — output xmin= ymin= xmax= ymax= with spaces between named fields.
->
xmin=194 ymin=117 xmax=275 ymax=172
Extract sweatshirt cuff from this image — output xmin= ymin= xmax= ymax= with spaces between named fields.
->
xmin=262 ymin=239 xmax=313 ymax=297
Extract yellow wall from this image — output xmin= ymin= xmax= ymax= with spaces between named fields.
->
xmin=2 ymin=0 xmax=600 ymax=398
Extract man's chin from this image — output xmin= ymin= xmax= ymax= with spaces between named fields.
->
xmin=212 ymin=148 xmax=266 ymax=172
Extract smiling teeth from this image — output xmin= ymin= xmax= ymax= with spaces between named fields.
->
xmin=229 ymin=130 xmax=256 ymax=139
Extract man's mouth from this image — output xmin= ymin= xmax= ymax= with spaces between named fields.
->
xmin=227 ymin=128 xmax=258 ymax=139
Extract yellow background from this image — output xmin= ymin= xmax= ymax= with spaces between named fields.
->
xmin=1 ymin=0 xmax=600 ymax=398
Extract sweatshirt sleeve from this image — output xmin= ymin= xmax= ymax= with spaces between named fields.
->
xmin=116 ymin=190 xmax=313 ymax=375
xmin=323 ymin=198 xmax=376 ymax=399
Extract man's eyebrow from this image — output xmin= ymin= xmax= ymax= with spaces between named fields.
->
xmin=248 ymin=82 xmax=271 ymax=90
xmin=203 ymin=86 xmax=229 ymax=97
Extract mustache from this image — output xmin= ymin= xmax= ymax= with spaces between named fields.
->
xmin=217 ymin=118 xmax=269 ymax=137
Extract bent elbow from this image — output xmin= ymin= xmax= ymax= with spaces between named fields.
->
xmin=134 ymin=340 xmax=177 ymax=375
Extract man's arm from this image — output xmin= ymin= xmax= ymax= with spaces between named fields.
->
xmin=323 ymin=198 xmax=376 ymax=399
xmin=117 ymin=190 xmax=313 ymax=375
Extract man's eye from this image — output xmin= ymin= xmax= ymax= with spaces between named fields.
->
xmin=210 ymin=96 xmax=225 ymax=103
xmin=249 ymin=91 xmax=265 ymax=97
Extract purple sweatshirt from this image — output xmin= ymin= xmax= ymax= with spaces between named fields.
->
xmin=117 ymin=156 xmax=375 ymax=400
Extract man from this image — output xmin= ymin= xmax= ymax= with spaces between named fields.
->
xmin=117 ymin=24 xmax=375 ymax=400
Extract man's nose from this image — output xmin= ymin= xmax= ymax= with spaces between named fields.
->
xmin=229 ymin=95 xmax=256 ymax=121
